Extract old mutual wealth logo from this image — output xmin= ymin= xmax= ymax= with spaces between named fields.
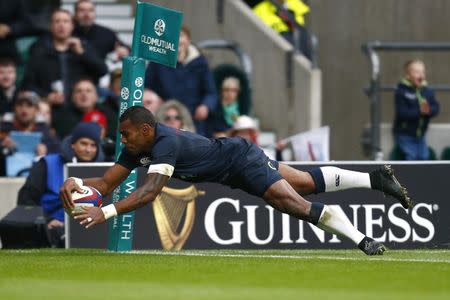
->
xmin=154 ymin=19 xmax=165 ymax=36
xmin=140 ymin=18 xmax=176 ymax=55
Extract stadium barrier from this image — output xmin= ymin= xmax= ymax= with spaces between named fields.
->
xmin=66 ymin=162 xmax=449 ymax=250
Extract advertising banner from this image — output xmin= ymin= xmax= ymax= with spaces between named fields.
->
xmin=66 ymin=162 xmax=450 ymax=250
xmin=131 ymin=1 xmax=183 ymax=67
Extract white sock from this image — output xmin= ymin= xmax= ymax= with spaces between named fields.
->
xmin=316 ymin=205 xmax=365 ymax=244
xmin=320 ymin=166 xmax=371 ymax=192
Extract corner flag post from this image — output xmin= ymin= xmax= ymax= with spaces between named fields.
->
xmin=108 ymin=1 xmax=183 ymax=252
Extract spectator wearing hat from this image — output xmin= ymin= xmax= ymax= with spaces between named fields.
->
xmin=0 ymin=91 xmax=61 ymax=175
xmin=229 ymin=115 xmax=259 ymax=144
xmin=81 ymin=109 xmax=116 ymax=161
xmin=52 ymin=78 xmax=101 ymax=139
xmin=17 ymin=122 xmax=104 ymax=247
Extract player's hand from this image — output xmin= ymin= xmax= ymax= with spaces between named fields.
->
xmin=73 ymin=206 xmax=106 ymax=229
xmin=194 ymin=104 xmax=209 ymax=121
xmin=67 ymin=37 xmax=84 ymax=55
xmin=59 ymin=178 xmax=84 ymax=210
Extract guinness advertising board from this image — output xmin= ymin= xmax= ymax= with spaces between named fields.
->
xmin=65 ymin=162 xmax=449 ymax=249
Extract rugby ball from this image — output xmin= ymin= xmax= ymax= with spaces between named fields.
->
xmin=70 ymin=186 xmax=103 ymax=213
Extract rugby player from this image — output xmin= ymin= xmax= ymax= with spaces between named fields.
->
xmin=60 ymin=106 xmax=412 ymax=255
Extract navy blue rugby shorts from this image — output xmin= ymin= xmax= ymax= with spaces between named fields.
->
xmin=227 ymin=143 xmax=283 ymax=197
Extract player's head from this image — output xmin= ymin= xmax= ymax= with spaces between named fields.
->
xmin=119 ymin=106 xmax=156 ymax=154
xmin=404 ymin=59 xmax=426 ymax=88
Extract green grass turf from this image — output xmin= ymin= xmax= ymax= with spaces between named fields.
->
xmin=0 ymin=249 xmax=449 ymax=300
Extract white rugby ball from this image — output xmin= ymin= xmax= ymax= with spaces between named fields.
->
xmin=70 ymin=186 xmax=103 ymax=213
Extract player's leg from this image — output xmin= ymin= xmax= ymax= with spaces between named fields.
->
xmin=262 ymin=179 xmax=386 ymax=255
xmin=278 ymin=163 xmax=412 ymax=208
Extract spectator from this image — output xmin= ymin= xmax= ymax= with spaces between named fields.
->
xmin=0 ymin=91 xmax=61 ymax=175
xmin=212 ymin=76 xmax=247 ymax=137
xmin=52 ymin=78 xmax=101 ymax=139
xmin=82 ymin=110 xmax=107 ymax=138
xmin=0 ymin=0 xmax=29 ymax=64
xmin=145 ymin=25 xmax=218 ymax=136
xmin=253 ymin=0 xmax=312 ymax=59
xmin=155 ymin=100 xmax=196 ymax=133
xmin=36 ymin=100 xmax=52 ymax=126
xmin=21 ymin=9 xmax=107 ymax=105
xmin=229 ymin=115 xmax=259 ymax=144
xmin=0 ymin=58 xmax=18 ymax=115
xmin=17 ymin=122 xmax=103 ymax=247
xmin=393 ymin=59 xmax=440 ymax=160
xmin=73 ymin=0 xmax=129 ymax=62
xmin=142 ymin=88 xmax=163 ymax=114
xmin=99 ymin=68 xmax=121 ymax=141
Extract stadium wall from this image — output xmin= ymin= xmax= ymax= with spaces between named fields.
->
xmin=0 ymin=178 xmax=25 ymax=219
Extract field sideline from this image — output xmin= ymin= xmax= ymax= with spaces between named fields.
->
xmin=1 ymin=249 xmax=449 ymax=300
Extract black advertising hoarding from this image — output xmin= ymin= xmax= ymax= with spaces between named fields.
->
xmin=66 ymin=162 xmax=450 ymax=249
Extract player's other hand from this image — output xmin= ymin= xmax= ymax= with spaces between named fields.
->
xmin=73 ymin=206 xmax=106 ymax=229
xmin=194 ymin=104 xmax=209 ymax=121
xmin=59 ymin=178 xmax=84 ymax=210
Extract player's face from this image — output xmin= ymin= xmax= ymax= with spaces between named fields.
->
xmin=120 ymin=120 xmax=150 ymax=154
xmin=72 ymin=137 xmax=97 ymax=162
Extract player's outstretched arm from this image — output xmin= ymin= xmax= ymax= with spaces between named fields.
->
xmin=83 ymin=164 xmax=131 ymax=196
xmin=75 ymin=173 xmax=169 ymax=229
xmin=60 ymin=164 xmax=130 ymax=210
xmin=114 ymin=173 xmax=169 ymax=215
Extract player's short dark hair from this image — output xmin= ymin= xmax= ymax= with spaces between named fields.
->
xmin=120 ymin=106 xmax=156 ymax=128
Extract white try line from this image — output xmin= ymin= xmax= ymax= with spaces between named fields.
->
xmin=129 ymin=250 xmax=450 ymax=264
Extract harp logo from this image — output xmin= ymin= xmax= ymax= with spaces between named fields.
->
xmin=152 ymin=185 xmax=204 ymax=250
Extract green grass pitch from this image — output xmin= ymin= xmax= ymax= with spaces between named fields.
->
xmin=0 ymin=249 xmax=449 ymax=300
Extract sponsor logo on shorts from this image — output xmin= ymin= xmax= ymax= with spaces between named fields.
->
xmin=140 ymin=157 xmax=152 ymax=166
